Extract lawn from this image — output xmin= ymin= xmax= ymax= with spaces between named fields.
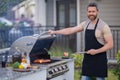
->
xmin=106 ymin=69 xmax=118 ymax=80
xmin=74 ymin=69 xmax=118 ymax=80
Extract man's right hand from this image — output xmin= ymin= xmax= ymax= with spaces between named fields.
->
xmin=48 ymin=30 xmax=55 ymax=34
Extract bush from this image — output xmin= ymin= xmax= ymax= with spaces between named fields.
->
xmin=47 ymin=46 xmax=73 ymax=57
xmin=113 ymin=50 xmax=120 ymax=80
xmin=71 ymin=54 xmax=83 ymax=68
xmin=116 ymin=50 xmax=120 ymax=62
xmin=71 ymin=54 xmax=83 ymax=79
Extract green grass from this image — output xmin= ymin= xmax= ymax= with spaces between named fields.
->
xmin=74 ymin=69 xmax=118 ymax=80
xmin=74 ymin=69 xmax=81 ymax=80
xmin=106 ymin=69 xmax=118 ymax=80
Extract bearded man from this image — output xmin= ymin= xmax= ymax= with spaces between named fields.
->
xmin=48 ymin=2 xmax=114 ymax=80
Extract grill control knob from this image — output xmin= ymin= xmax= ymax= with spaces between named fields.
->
xmin=54 ymin=68 xmax=58 ymax=72
xmin=59 ymin=67 xmax=62 ymax=71
xmin=65 ymin=65 xmax=68 ymax=68
xmin=61 ymin=65 xmax=66 ymax=69
xmin=57 ymin=67 xmax=60 ymax=71
xmin=49 ymin=70 xmax=53 ymax=74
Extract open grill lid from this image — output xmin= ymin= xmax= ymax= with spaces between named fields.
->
xmin=9 ymin=32 xmax=56 ymax=62
xmin=29 ymin=34 xmax=56 ymax=62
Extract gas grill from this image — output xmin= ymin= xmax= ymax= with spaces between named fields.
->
xmin=7 ymin=32 xmax=74 ymax=80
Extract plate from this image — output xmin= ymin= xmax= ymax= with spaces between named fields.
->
xmin=13 ymin=68 xmax=31 ymax=72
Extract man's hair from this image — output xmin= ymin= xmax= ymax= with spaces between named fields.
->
xmin=87 ymin=2 xmax=98 ymax=11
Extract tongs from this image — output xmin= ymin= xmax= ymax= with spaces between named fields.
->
xmin=75 ymin=51 xmax=87 ymax=54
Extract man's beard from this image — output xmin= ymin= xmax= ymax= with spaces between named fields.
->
xmin=88 ymin=15 xmax=97 ymax=21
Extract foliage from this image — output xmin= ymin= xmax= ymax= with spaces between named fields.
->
xmin=0 ymin=23 xmax=4 ymax=27
xmin=71 ymin=54 xmax=83 ymax=68
xmin=113 ymin=50 xmax=120 ymax=80
xmin=47 ymin=46 xmax=73 ymax=57
xmin=106 ymin=69 xmax=118 ymax=80
xmin=0 ymin=22 xmax=12 ymax=28
xmin=116 ymin=50 xmax=120 ymax=62
xmin=74 ymin=69 xmax=81 ymax=80
xmin=0 ymin=0 xmax=25 ymax=16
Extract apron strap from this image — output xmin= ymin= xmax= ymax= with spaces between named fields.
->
xmin=86 ymin=22 xmax=90 ymax=29
xmin=86 ymin=19 xmax=99 ymax=30
xmin=94 ymin=19 xmax=99 ymax=30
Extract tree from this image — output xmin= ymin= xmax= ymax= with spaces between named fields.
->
xmin=0 ymin=0 xmax=25 ymax=17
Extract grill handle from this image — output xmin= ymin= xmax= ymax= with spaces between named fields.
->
xmin=39 ymin=31 xmax=49 ymax=36
xmin=38 ymin=31 xmax=56 ymax=38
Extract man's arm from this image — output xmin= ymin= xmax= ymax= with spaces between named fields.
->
xmin=48 ymin=22 xmax=85 ymax=35
xmin=87 ymin=25 xmax=114 ymax=55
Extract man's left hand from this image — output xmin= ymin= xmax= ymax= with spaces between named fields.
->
xmin=87 ymin=49 xmax=98 ymax=55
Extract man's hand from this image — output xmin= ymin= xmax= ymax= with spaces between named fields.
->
xmin=48 ymin=30 xmax=55 ymax=34
xmin=87 ymin=49 xmax=98 ymax=55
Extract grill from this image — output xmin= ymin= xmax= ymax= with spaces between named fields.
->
xmin=5 ymin=32 xmax=74 ymax=80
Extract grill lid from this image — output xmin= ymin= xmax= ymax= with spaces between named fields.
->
xmin=30 ymin=35 xmax=56 ymax=62
xmin=9 ymin=33 xmax=56 ymax=62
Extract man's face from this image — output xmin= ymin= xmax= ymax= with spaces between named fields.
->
xmin=87 ymin=7 xmax=98 ymax=21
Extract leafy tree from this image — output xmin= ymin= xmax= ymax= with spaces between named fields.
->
xmin=0 ymin=0 xmax=25 ymax=17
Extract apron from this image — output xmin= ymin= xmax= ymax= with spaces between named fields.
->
xmin=82 ymin=19 xmax=107 ymax=77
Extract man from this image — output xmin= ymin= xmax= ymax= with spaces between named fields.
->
xmin=48 ymin=2 xmax=113 ymax=80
